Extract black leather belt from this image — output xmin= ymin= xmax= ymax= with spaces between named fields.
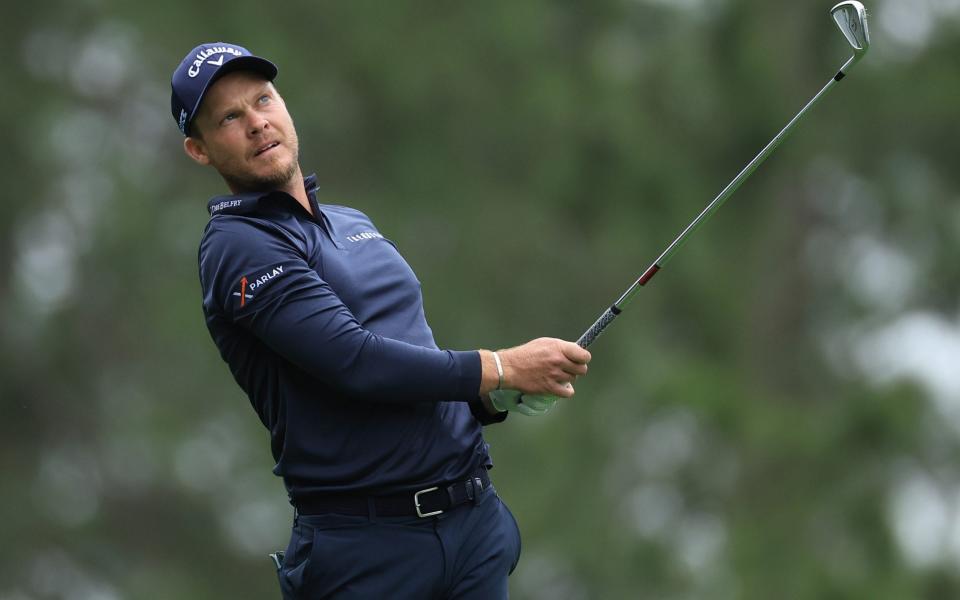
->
xmin=295 ymin=468 xmax=492 ymax=518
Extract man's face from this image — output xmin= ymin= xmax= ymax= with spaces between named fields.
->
xmin=185 ymin=70 xmax=300 ymax=193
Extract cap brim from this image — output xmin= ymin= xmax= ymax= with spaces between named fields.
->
xmin=185 ymin=56 xmax=278 ymax=135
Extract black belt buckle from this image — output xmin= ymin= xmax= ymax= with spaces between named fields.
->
xmin=414 ymin=486 xmax=443 ymax=518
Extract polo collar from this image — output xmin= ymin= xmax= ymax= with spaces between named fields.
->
xmin=206 ymin=173 xmax=321 ymax=217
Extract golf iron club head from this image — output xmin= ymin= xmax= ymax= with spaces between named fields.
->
xmin=831 ymin=1 xmax=871 ymax=57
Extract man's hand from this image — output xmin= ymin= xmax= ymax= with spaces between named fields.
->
xmin=488 ymin=389 xmax=558 ymax=416
xmin=479 ymin=337 xmax=591 ymax=397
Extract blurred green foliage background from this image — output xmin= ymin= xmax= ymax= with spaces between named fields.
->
xmin=3 ymin=0 xmax=960 ymax=598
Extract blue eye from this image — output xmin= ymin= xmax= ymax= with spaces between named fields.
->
xmin=259 ymin=95 xmax=270 ymax=104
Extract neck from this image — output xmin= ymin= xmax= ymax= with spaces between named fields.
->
xmin=225 ymin=165 xmax=313 ymax=215
xmin=276 ymin=166 xmax=312 ymax=215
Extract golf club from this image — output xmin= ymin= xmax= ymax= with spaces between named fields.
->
xmin=574 ymin=1 xmax=870 ymax=350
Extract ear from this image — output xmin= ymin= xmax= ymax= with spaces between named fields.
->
xmin=183 ymin=135 xmax=211 ymax=166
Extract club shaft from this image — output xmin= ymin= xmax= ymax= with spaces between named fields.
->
xmin=576 ymin=67 xmax=850 ymax=349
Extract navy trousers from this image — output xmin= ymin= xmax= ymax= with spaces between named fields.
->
xmin=278 ymin=485 xmax=522 ymax=599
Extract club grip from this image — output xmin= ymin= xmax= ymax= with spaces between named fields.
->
xmin=576 ymin=306 xmax=620 ymax=349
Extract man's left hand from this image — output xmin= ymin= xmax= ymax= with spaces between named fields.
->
xmin=488 ymin=389 xmax=559 ymax=416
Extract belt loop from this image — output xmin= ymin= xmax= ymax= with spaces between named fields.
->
xmin=447 ymin=484 xmax=459 ymax=505
xmin=471 ymin=477 xmax=483 ymax=505
xmin=367 ymin=496 xmax=377 ymax=521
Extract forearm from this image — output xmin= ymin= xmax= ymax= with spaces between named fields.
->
xmin=477 ymin=338 xmax=591 ymax=398
xmin=243 ymin=295 xmax=481 ymax=403
xmin=477 ymin=349 xmax=501 ymax=396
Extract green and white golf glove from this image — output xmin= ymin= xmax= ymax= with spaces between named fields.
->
xmin=488 ymin=389 xmax=558 ymax=417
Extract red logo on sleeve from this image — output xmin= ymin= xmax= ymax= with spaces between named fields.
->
xmin=231 ymin=266 xmax=285 ymax=307
xmin=232 ymin=275 xmax=252 ymax=307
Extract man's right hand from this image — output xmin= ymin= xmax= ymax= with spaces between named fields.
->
xmin=479 ymin=337 xmax=591 ymax=398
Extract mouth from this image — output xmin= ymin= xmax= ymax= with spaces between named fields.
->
xmin=254 ymin=142 xmax=281 ymax=157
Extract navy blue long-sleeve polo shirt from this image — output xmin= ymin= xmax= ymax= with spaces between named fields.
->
xmin=198 ymin=174 xmax=504 ymax=502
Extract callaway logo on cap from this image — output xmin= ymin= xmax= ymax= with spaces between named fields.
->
xmin=170 ymin=42 xmax=278 ymax=136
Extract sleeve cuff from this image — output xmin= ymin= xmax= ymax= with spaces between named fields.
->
xmin=469 ymin=396 xmax=509 ymax=426
xmin=449 ymin=349 xmax=482 ymax=401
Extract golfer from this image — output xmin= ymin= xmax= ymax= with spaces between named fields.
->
xmin=172 ymin=42 xmax=590 ymax=599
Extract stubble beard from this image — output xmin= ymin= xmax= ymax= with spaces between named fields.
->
xmin=219 ymin=140 xmax=301 ymax=194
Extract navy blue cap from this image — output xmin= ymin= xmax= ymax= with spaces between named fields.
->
xmin=171 ymin=42 xmax=278 ymax=136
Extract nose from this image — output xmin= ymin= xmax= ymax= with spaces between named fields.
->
xmin=248 ymin=114 xmax=269 ymax=136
